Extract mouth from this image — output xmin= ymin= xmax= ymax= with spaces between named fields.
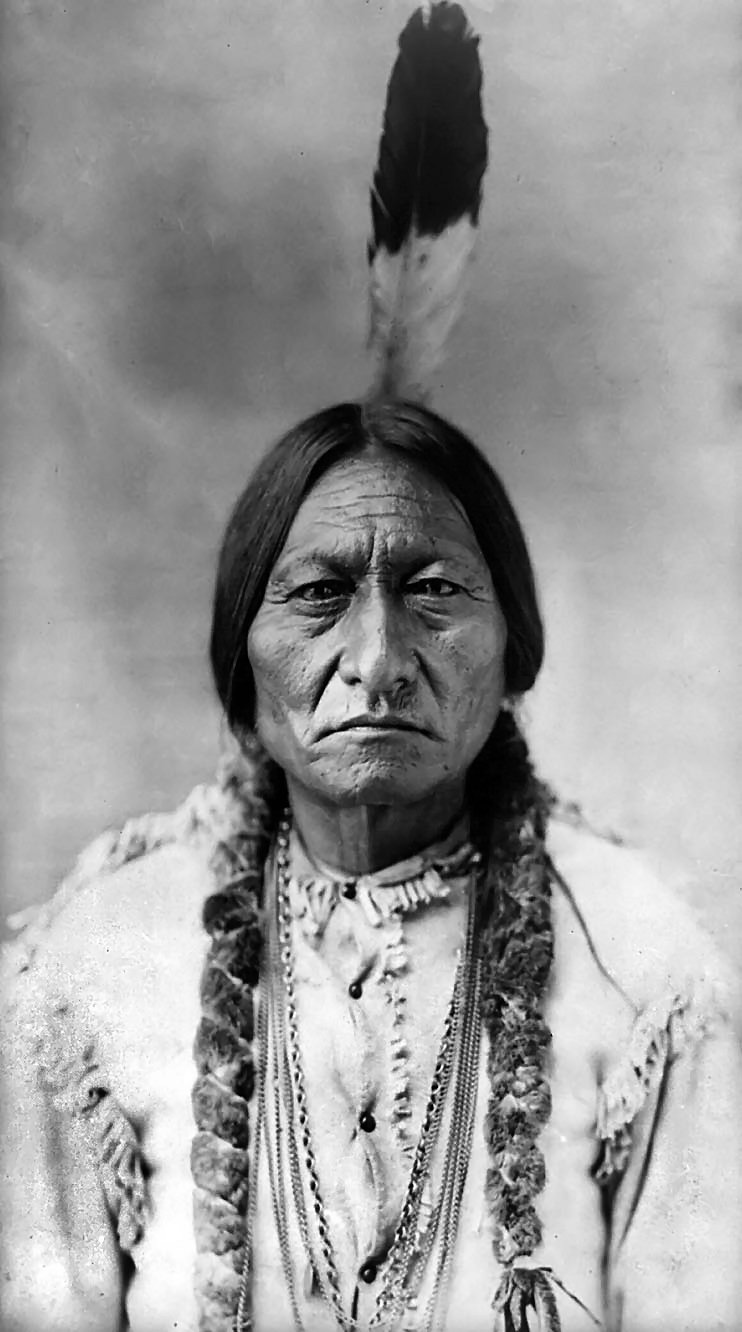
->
xmin=320 ymin=716 xmax=431 ymax=739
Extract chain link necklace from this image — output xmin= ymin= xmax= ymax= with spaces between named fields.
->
xmin=235 ymin=813 xmax=483 ymax=1332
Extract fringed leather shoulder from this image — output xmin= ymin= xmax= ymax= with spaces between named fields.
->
xmin=594 ymin=978 xmax=725 ymax=1183
xmin=1 ymin=744 xmax=272 ymax=1266
xmin=546 ymin=812 xmax=738 ymax=1016
xmin=546 ymin=812 xmax=739 ymax=1197
xmin=4 ymin=770 xmax=250 ymax=972
xmin=2 ymin=810 xmax=201 ymax=1257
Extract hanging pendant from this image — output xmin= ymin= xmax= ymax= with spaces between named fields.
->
xmin=495 ymin=1267 xmax=563 ymax=1332
xmin=303 ymin=1260 xmax=319 ymax=1298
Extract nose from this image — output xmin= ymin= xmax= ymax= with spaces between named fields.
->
xmin=337 ymin=588 xmax=416 ymax=697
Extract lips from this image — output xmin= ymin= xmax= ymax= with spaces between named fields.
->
xmin=320 ymin=716 xmax=429 ymax=738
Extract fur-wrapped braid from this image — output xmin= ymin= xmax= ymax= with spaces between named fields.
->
xmin=469 ymin=712 xmax=559 ymax=1317
xmin=191 ymin=738 xmax=281 ymax=1332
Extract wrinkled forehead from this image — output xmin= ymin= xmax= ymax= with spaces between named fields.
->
xmin=276 ymin=450 xmax=484 ymax=565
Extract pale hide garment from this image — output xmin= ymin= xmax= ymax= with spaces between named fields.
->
xmin=1 ymin=781 xmax=740 ymax=1332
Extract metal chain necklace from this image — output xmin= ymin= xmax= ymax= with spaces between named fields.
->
xmin=368 ymin=867 xmax=482 ymax=1332
xmin=235 ymin=813 xmax=483 ymax=1332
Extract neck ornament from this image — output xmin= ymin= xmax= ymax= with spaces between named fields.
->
xmin=288 ymin=824 xmax=479 ymax=936
xmin=236 ymin=811 xmax=483 ymax=1332
xmin=193 ymin=715 xmax=582 ymax=1332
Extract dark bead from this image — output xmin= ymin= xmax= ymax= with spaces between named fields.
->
xmin=359 ymin=1111 xmax=376 ymax=1133
xmin=348 ymin=981 xmax=363 ymax=1000
xmin=343 ymin=884 xmax=357 ymax=900
xmin=359 ymin=1262 xmax=377 ymax=1284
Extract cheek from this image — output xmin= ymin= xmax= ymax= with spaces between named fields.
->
xmin=247 ymin=615 xmax=317 ymax=726
xmin=436 ymin=616 xmax=506 ymax=704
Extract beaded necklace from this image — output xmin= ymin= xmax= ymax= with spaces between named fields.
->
xmin=235 ymin=813 xmax=484 ymax=1331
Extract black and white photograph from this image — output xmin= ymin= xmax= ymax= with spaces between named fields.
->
xmin=1 ymin=1 xmax=740 ymax=1328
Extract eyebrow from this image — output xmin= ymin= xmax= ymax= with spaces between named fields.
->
xmin=269 ymin=551 xmax=355 ymax=581
xmin=270 ymin=539 xmax=488 ymax=583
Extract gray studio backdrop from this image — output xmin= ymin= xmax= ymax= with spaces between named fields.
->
xmin=2 ymin=0 xmax=740 ymax=956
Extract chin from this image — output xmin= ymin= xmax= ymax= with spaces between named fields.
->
xmin=307 ymin=755 xmax=441 ymax=808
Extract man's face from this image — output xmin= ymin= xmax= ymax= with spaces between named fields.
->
xmin=248 ymin=450 xmax=507 ymax=809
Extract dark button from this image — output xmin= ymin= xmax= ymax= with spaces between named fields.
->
xmin=359 ymin=1111 xmax=376 ymax=1133
xmin=343 ymin=883 xmax=357 ymax=900
xmin=348 ymin=981 xmax=363 ymax=1000
xmin=359 ymin=1262 xmax=377 ymax=1284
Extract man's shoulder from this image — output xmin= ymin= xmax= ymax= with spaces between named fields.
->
xmin=2 ymin=781 xmax=236 ymax=1005
xmin=546 ymin=811 xmax=738 ymax=1015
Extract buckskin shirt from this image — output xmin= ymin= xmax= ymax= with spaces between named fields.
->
xmin=2 ymin=777 xmax=740 ymax=1332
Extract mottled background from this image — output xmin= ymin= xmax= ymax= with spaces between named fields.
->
xmin=1 ymin=0 xmax=740 ymax=957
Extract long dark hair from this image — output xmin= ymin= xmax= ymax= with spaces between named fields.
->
xmin=210 ymin=399 xmax=544 ymax=735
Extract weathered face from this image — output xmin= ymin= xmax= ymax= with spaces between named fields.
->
xmin=247 ymin=450 xmax=507 ymax=808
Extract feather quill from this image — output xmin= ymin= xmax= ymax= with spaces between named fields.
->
xmin=367 ymin=2 xmax=488 ymax=401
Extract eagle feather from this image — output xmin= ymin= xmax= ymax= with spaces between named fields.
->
xmin=367 ymin=2 xmax=488 ymax=401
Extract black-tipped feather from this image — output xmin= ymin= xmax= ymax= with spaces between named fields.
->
xmin=367 ymin=3 xmax=489 ymax=400
xmin=369 ymin=3 xmax=487 ymax=257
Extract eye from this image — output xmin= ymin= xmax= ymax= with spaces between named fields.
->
xmin=293 ymin=579 xmax=351 ymax=605
xmin=406 ymin=577 xmax=460 ymax=598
